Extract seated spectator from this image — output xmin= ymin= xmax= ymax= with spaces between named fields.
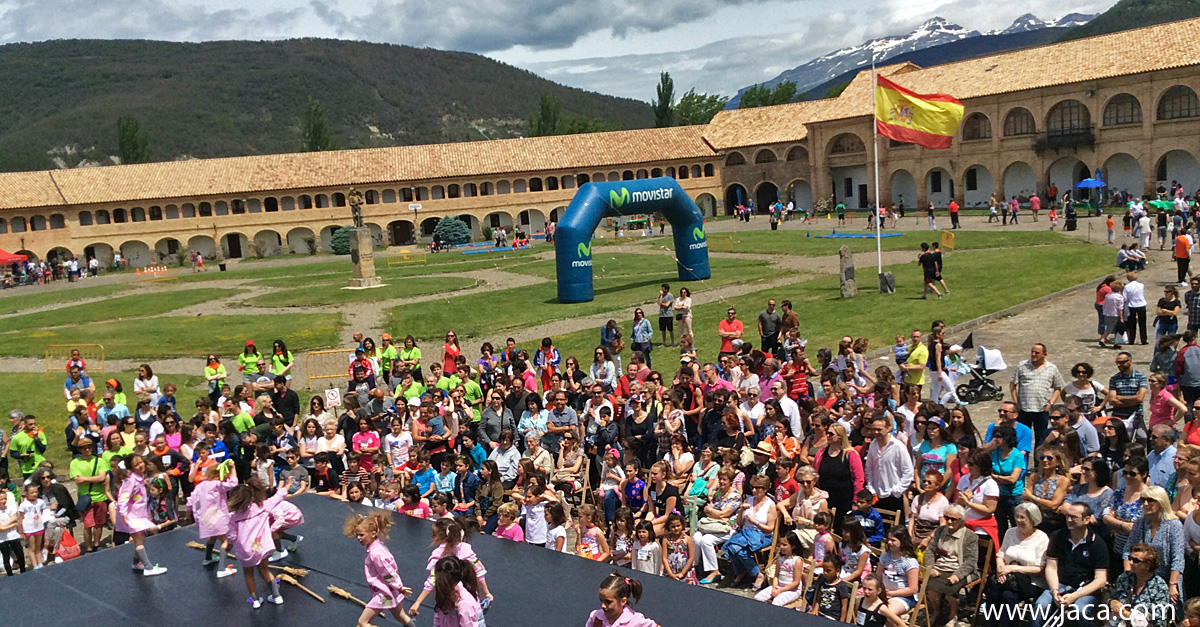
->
xmin=923 ymin=505 xmax=977 ymax=627
xmin=1122 ymin=485 xmax=1184 ymax=602
xmin=908 ymin=468 xmax=949 ymax=549
xmin=1032 ymin=502 xmax=1108 ymax=627
xmin=983 ymin=502 xmax=1049 ymax=627
xmin=1023 ymin=446 xmax=1071 ymax=533
xmin=876 ymin=527 xmax=921 ymax=618
xmin=1109 ymin=544 xmax=1171 ymax=627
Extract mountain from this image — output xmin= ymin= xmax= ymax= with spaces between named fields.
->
xmin=729 ymin=13 xmax=1095 ymax=107
xmin=0 ymin=39 xmax=652 ymax=173
xmin=1058 ymin=0 xmax=1200 ymax=41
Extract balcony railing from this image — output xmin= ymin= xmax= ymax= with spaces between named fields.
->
xmin=1033 ymin=126 xmax=1095 ymax=153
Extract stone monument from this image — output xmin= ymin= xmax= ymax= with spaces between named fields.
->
xmin=839 ymin=245 xmax=857 ymax=298
xmin=346 ymin=187 xmax=383 ymax=289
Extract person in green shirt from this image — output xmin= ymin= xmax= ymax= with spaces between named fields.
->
xmin=270 ymin=339 xmax=294 ymax=385
xmin=379 ymin=334 xmax=400 ymax=383
xmin=231 ymin=409 xmax=256 ymax=433
xmin=237 ymin=340 xmax=263 ymax=380
xmin=461 ymin=378 xmax=484 ymax=423
xmin=205 ymin=354 xmax=228 ymax=403
xmin=430 ymin=363 xmax=461 ymax=393
xmin=398 ymin=370 xmax=426 ymax=401
xmin=69 ymin=437 xmax=111 ymax=552
xmin=399 ymin=335 xmax=423 ymax=381
xmin=902 ymin=328 xmax=929 ymax=389
xmin=9 ymin=417 xmax=46 ymax=479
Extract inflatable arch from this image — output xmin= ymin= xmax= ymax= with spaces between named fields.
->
xmin=555 ymin=178 xmax=711 ymax=303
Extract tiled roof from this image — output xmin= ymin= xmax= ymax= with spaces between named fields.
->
xmin=0 ymin=125 xmax=716 ymax=210
xmin=706 ymin=17 xmax=1200 ymax=146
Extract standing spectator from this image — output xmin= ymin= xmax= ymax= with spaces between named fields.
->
xmin=1147 ymin=425 xmax=1178 ymax=488
xmin=1009 ymin=343 xmax=1065 ymax=446
xmin=656 ymin=284 xmax=675 ymax=348
xmin=948 ymin=199 xmax=960 ymax=230
xmin=864 ymin=412 xmax=913 ymax=513
xmin=1107 ymin=351 xmax=1148 ymax=441
xmin=757 ymin=299 xmax=782 ymax=359
xmin=778 ymin=300 xmax=800 ymax=352
xmin=717 ymin=308 xmax=743 ymax=359
xmin=901 ymin=329 xmax=928 ymax=394
xmin=1124 ymin=272 xmax=1149 ymax=346
xmin=1177 ymin=329 xmax=1200 ymax=407
xmin=630 ymin=308 xmax=653 ymax=369
xmin=990 ymin=424 xmax=1027 ymax=539
xmin=1031 ymin=502 xmax=1108 ymax=627
xmin=543 ymin=392 xmax=578 ymax=456
xmin=1156 ymin=285 xmax=1182 ymax=342
xmin=1177 ymin=230 xmax=1194 ymax=287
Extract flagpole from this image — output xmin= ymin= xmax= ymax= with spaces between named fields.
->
xmin=871 ymin=53 xmax=883 ymax=280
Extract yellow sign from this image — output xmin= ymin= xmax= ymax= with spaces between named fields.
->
xmin=940 ymin=230 xmax=955 ymax=252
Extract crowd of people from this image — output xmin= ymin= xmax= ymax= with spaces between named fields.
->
xmin=5 ymin=283 xmax=1200 ymax=627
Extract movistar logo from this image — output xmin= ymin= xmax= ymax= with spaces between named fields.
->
xmin=692 ymin=226 xmax=705 ymax=241
xmin=576 ymin=242 xmax=591 ymax=258
xmin=608 ymin=188 xmax=630 ymax=209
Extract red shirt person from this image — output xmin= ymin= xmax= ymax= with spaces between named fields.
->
xmin=717 ymin=308 xmax=743 ymax=357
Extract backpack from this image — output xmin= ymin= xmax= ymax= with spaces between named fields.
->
xmin=1176 ymin=344 xmax=1194 ymax=377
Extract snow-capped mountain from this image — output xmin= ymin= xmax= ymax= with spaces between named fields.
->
xmin=728 ymin=13 xmax=1095 ymax=107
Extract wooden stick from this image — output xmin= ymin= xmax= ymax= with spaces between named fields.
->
xmin=328 ymin=585 xmax=368 ymax=607
xmin=268 ymin=565 xmax=310 ymax=577
xmin=186 ymin=541 xmax=207 ymax=551
xmin=280 ymin=573 xmax=324 ymax=603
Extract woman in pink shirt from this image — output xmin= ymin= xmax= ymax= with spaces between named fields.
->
xmin=227 ymin=476 xmax=293 ymax=608
xmin=1148 ymin=373 xmax=1187 ymax=429
xmin=115 ymin=454 xmax=167 ymax=576
xmin=184 ymin=459 xmax=239 ymax=577
xmin=586 ymin=571 xmax=658 ymax=627
xmin=345 ymin=512 xmax=414 ymax=626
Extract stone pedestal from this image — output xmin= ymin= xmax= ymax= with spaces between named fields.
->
xmin=839 ymin=245 xmax=857 ymax=298
xmin=878 ymin=271 xmax=896 ymax=294
xmin=347 ymin=227 xmax=383 ymax=289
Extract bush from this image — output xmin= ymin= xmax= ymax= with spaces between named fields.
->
xmin=481 ymin=225 xmax=493 ymax=242
xmin=434 ymin=216 xmax=471 ymax=245
xmin=331 ymin=225 xmax=352 ymax=255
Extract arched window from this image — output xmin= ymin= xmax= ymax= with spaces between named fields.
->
xmin=400 ymin=189 xmax=414 ymax=202
xmin=829 ymin=133 xmax=865 ymax=154
xmin=608 ymin=172 xmax=619 ymax=181
xmin=364 ymin=190 xmax=378 ymax=204
xmin=665 ymin=167 xmax=676 ymax=178
xmin=704 ymin=164 xmax=714 ymax=177
xmin=264 ymin=197 xmax=279 ymax=212
xmin=754 ymin=149 xmax=777 ymax=164
xmin=480 ymin=182 xmax=493 ymax=196
xmin=332 ymin=192 xmax=346 ymax=206
xmin=0 ymin=219 xmax=6 ymax=234
xmin=651 ymin=168 xmax=663 ymax=177
xmin=298 ymin=196 xmax=312 ymax=209
xmin=529 ymin=178 xmax=543 ymax=192
xmin=622 ymin=171 xmax=634 ymax=181
xmin=113 ymin=209 xmax=127 ymax=223
xmin=1003 ymin=108 xmax=1036 ymax=136
xmin=96 ymin=210 xmax=110 ymax=224
xmin=198 ymin=203 xmax=212 ymax=217
xmin=1158 ymin=85 xmax=1200 ymax=120
xmin=181 ymin=203 xmax=196 ymax=217
xmin=678 ymin=167 xmax=689 ymax=180
xmin=230 ymin=200 xmax=245 ymax=214
xmin=1103 ymin=93 xmax=1143 ymax=126
xmin=636 ymin=169 xmax=648 ymax=179
xmin=131 ymin=207 xmax=146 ymax=222
xmin=10 ymin=217 xmax=25 ymax=232
xmin=546 ymin=177 xmax=559 ymax=191
xmin=431 ymin=186 xmax=445 ymax=199
xmin=725 ymin=152 xmax=746 ymax=166
xmin=1046 ymin=100 xmax=1090 ymax=136
xmin=592 ymin=173 xmax=605 ymax=183
xmin=692 ymin=165 xmax=703 ymax=178
xmin=513 ymin=179 xmax=527 ymax=193
xmin=786 ymin=146 xmax=808 ymax=162
xmin=149 ymin=206 xmax=163 ymax=220
xmin=165 ymin=205 xmax=179 ymax=219
xmin=497 ymin=181 xmax=510 ymax=194
xmin=416 ymin=188 xmax=429 ymax=201
xmin=78 ymin=211 xmax=93 ymax=226
xmin=49 ymin=214 xmax=65 ymax=229
xmin=576 ymin=174 xmax=590 ymax=186
xmin=30 ymin=215 xmax=46 ymax=231
xmin=447 ymin=184 xmax=460 ymax=198
xmin=381 ymin=190 xmax=396 ymax=203
xmin=961 ymin=113 xmax=992 ymax=140
xmin=463 ymin=184 xmax=477 ymax=197
xmin=280 ymin=197 xmax=294 ymax=211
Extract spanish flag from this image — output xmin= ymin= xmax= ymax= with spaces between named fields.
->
xmin=875 ymin=75 xmax=964 ymax=149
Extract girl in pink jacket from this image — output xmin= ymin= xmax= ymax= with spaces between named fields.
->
xmin=115 ymin=454 xmax=167 ymax=577
xmin=409 ymin=518 xmax=492 ymax=617
xmin=266 ymin=477 xmax=305 ymax=563
xmin=184 ymin=460 xmax=238 ymax=577
xmin=227 ymin=476 xmax=294 ymax=608
xmin=345 ymin=513 xmax=414 ymax=626
xmin=585 ymin=571 xmax=658 ymax=627
xmin=432 ymin=556 xmax=485 ymax=627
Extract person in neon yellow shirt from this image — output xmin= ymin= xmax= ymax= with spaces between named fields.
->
xmin=902 ymin=328 xmax=929 ymax=390
xmin=379 ymin=334 xmax=399 ymax=382
xmin=238 ymin=340 xmax=263 ymax=379
xmin=398 ymin=335 xmax=423 ymax=381
xmin=270 ymin=339 xmax=294 ymax=387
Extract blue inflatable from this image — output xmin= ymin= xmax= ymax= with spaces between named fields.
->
xmin=555 ymin=178 xmax=711 ymax=303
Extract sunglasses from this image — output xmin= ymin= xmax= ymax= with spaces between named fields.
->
xmin=1129 ymin=557 xmax=1147 ymax=565
xmin=1139 ymin=497 xmax=1156 ymax=505
xmin=944 ymin=516 xmax=962 ymax=523
xmin=1042 ymin=455 xmax=1056 ymax=461
xmin=1124 ymin=470 xmax=1141 ymax=477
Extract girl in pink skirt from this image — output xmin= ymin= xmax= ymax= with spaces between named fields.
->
xmin=184 ymin=460 xmax=238 ymax=577
xmin=586 ymin=571 xmax=658 ymax=627
xmin=267 ymin=479 xmax=305 ymax=563
xmin=115 ymin=454 xmax=167 ymax=576
xmin=409 ymin=518 xmax=492 ymax=617
xmin=344 ymin=513 xmax=414 ymax=626
xmin=227 ymin=476 xmax=294 ymax=608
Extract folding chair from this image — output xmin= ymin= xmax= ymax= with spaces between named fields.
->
xmin=844 ymin=581 xmax=860 ymax=623
xmin=786 ymin=557 xmax=817 ymax=610
xmin=579 ymin=457 xmax=594 ymax=506
xmin=961 ymin=537 xmax=994 ymax=625
xmin=753 ymin=523 xmax=781 ymax=579
xmin=906 ymin=566 xmax=934 ymax=627
xmin=876 ymin=507 xmax=903 ymax=530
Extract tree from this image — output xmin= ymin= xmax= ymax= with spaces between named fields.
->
xmin=330 ymin=226 xmax=352 ymax=255
xmin=301 ymin=98 xmax=337 ymax=152
xmin=738 ymin=81 xmax=800 ymax=108
xmin=823 ymin=81 xmax=850 ymax=99
xmin=434 ymin=216 xmax=471 ymax=245
xmin=117 ymin=116 xmax=150 ymax=164
xmin=674 ymin=89 xmax=729 ymax=125
xmin=528 ymin=92 xmax=562 ymax=137
xmin=652 ymin=72 xmax=675 ymax=128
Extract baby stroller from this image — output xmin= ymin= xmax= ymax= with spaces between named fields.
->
xmin=956 ymin=345 xmax=1007 ymax=404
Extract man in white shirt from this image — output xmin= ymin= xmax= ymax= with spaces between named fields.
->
xmin=864 ymin=413 xmax=913 ymax=513
xmin=770 ymin=380 xmax=802 ymax=438
xmin=1123 ymin=271 xmax=1148 ymax=346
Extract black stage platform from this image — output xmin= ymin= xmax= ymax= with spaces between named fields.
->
xmin=3 ymin=494 xmax=827 ymax=626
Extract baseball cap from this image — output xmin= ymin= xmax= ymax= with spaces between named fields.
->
xmin=245 ymin=340 xmax=256 ymax=347
xmin=408 ymin=397 xmax=422 ymax=407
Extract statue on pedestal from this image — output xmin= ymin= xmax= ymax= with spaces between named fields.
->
xmin=345 ymin=187 xmax=382 ymax=289
xmin=348 ymin=187 xmax=365 ymax=228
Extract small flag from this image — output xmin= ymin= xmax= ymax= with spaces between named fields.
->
xmin=875 ymin=75 xmax=964 ymax=150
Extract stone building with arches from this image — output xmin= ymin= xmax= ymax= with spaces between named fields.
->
xmin=0 ymin=127 xmax=721 ymax=265
xmin=705 ymin=18 xmax=1200 ymax=214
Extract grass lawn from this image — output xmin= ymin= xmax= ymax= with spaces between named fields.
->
xmin=0 ymin=288 xmax=234 ymax=333
xmin=251 ymin=254 xmax=540 ymax=288
xmin=0 ymin=284 xmax=128 ymax=315
xmin=385 ymin=256 xmax=778 ymax=344
xmin=244 ymin=276 xmax=480 ymax=307
xmin=506 ymin=253 xmax=771 ymax=281
xmin=546 ymin=243 xmax=1113 ymax=363
xmin=0 ymin=313 xmax=343 ymax=360
xmin=716 ymin=229 xmax=1075 ymax=257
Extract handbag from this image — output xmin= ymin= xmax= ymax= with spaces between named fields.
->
xmin=56 ymin=529 xmax=82 ymax=561
xmin=697 ymin=516 xmax=732 ymax=534
xmin=75 ymin=456 xmax=99 ymax=514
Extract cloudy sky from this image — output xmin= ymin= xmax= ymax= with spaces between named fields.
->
xmin=0 ymin=0 xmax=1118 ymax=100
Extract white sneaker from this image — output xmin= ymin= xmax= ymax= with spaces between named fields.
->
xmin=143 ymin=564 xmax=168 ymax=576
xmin=249 ymin=596 xmax=263 ymax=609
xmin=41 ymin=548 xmax=48 ymax=562
xmin=268 ymin=549 xmax=289 ymax=563
xmin=217 ymin=566 xmax=237 ymax=578
xmin=266 ymin=593 xmax=283 ymax=605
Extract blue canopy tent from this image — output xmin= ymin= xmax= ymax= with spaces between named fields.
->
xmin=1075 ymin=173 xmax=1105 ymax=216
